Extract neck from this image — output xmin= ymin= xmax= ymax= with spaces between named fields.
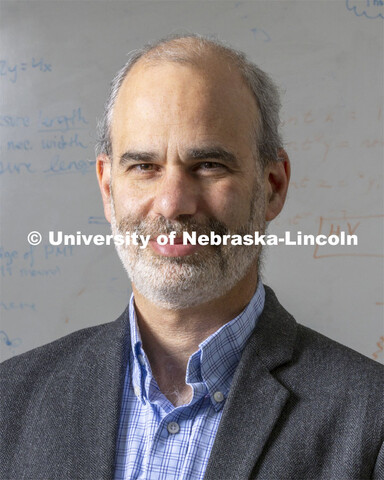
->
xmin=132 ymin=267 xmax=258 ymax=406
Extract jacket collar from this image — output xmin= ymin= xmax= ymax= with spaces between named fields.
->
xmin=203 ymin=285 xmax=297 ymax=480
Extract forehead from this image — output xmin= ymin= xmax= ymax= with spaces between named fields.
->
xmin=111 ymin=55 xmax=259 ymax=151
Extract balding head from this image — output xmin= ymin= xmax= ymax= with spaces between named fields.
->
xmin=96 ymin=34 xmax=282 ymax=168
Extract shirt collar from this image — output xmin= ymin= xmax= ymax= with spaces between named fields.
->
xmin=187 ymin=281 xmax=265 ymax=410
xmin=128 ymin=296 xmax=148 ymax=405
xmin=128 ymin=282 xmax=265 ymax=411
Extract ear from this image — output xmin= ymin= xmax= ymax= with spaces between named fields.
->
xmin=264 ymin=149 xmax=290 ymax=221
xmin=96 ymin=154 xmax=112 ymax=224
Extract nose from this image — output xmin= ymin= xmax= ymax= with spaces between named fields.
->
xmin=152 ymin=169 xmax=199 ymax=220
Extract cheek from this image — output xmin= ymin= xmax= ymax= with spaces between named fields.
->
xmin=111 ymin=179 xmax=150 ymax=220
xmin=204 ymin=182 xmax=253 ymax=227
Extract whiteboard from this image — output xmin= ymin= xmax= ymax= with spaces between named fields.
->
xmin=0 ymin=0 xmax=383 ymax=363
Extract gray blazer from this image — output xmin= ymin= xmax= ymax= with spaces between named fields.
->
xmin=1 ymin=286 xmax=383 ymax=479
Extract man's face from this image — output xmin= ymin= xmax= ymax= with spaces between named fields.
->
xmin=100 ymin=57 xmax=274 ymax=309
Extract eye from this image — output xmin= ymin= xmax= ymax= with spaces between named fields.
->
xmin=127 ymin=163 xmax=158 ymax=173
xmin=136 ymin=163 xmax=155 ymax=171
xmin=197 ymin=161 xmax=226 ymax=171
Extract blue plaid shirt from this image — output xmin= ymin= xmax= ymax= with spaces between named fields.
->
xmin=114 ymin=282 xmax=265 ymax=480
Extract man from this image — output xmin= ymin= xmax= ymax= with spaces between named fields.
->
xmin=1 ymin=34 xmax=383 ymax=480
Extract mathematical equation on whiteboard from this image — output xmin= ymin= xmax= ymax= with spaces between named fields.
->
xmin=0 ymin=58 xmax=52 ymax=83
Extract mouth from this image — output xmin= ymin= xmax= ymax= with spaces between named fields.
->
xmin=149 ymin=235 xmax=201 ymax=257
xmin=173 ymin=236 xmax=184 ymax=244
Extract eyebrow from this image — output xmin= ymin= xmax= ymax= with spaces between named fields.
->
xmin=119 ymin=151 xmax=158 ymax=167
xmin=187 ymin=147 xmax=239 ymax=167
xmin=119 ymin=146 xmax=239 ymax=167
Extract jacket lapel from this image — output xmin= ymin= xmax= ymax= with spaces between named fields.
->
xmin=67 ymin=306 xmax=130 ymax=479
xmin=204 ymin=286 xmax=297 ymax=480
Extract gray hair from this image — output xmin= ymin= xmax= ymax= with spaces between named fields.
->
xmin=96 ymin=33 xmax=283 ymax=167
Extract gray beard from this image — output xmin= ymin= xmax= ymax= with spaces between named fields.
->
xmin=110 ymin=186 xmax=265 ymax=310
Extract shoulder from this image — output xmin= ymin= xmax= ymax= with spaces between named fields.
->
xmin=0 ymin=309 xmax=130 ymax=479
xmin=294 ymin=322 xmax=383 ymax=392
xmin=0 ymin=306 xmax=129 ymax=392
xmin=262 ymin=285 xmax=383 ymax=396
xmin=296 ymin=320 xmax=382 ymax=372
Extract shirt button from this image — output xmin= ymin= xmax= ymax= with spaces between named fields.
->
xmin=133 ymin=385 xmax=141 ymax=398
xmin=167 ymin=421 xmax=180 ymax=434
xmin=213 ymin=391 xmax=225 ymax=403
xmin=138 ymin=354 xmax=145 ymax=366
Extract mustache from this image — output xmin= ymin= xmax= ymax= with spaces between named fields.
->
xmin=117 ymin=215 xmax=229 ymax=239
